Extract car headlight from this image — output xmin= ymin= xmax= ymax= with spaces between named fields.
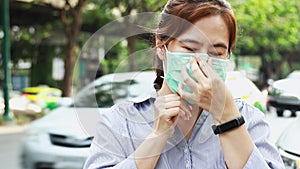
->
xmin=278 ymin=148 xmax=300 ymax=169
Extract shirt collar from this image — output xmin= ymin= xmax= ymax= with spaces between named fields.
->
xmin=129 ymin=87 xmax=157 ymax=103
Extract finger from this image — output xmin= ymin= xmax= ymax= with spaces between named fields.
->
xmin=181 ymin=66 xmax=198 ymax=90
xmin=181 ymin=99 xmax=192 ymax=120
xmin=190 ymin=57 xmax=206 ymax=83
xmin=177 ymin=83 xmax=197 ymax=103
xmin=162 ymin=98 xmax=191 ymax=120
xmin=180 ymin=101 xmax=191 ymax=115
xmin=195 ymin=56 xmax=210 ymax=78
xmin=178 ymin=109 xmax=187 ymax=120
xmin=162 ymin=107 xmax=181 ymax=121
xmin=163 ymin=100 xmax=181 ymax=109
xmin=157 ymin=94 xmax=181 ymax=103
xmin=204 ymin=57 xmax=218 ymax=79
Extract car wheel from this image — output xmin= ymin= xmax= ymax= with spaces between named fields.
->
xmin=277 ymin=109 xmax=284 ymax=117
xmin=291 ymin=111 xmax=297 ymax=117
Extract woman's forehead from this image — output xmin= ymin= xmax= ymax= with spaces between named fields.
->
xmin=175 ymin=15 xmax=229 ymax=47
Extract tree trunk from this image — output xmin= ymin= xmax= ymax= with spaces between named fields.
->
xmin=128 ymin=36 xmax=137 ymax=71
xmin=259 ymin=56 xmax=271 ymax=87
xmin=274 ymin=60 xmax=284 ymax=79
xmin=286 ymin=54 xmax=293 ymax=73
xmin=62 ymin=35 xmax=77 ymax=96
xmin=61 ymin=0 xmax=89 ymax=97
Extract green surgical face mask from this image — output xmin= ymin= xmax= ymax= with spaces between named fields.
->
xmin=163 ymin=46 xmax=229 ymax=103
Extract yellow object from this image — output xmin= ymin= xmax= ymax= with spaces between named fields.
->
xmin=22 ymin=86 xmax=62 ymax=107
xmin=296 ymin=160 xmax=300 ymax=169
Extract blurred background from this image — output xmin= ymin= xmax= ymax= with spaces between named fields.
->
xmin=0 ymin=0 xmax=300 ymax=169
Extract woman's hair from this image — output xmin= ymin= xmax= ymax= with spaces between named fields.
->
xmin=153 ymin=0 xmax=236 ymax=90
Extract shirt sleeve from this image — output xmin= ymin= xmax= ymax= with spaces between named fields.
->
xmin=240 ymin=101 xmax=285 ymax=169
xmin=83 ymin=111 xmax=137 ymax=169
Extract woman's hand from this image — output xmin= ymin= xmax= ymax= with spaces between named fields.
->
xmin=177 ymin=56 xmax=239 ymax=124
xmin=153 ymin=94 xmax=192 ymax=138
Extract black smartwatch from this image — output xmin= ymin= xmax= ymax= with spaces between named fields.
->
xmin=212 ymin=115 xmax=245 ymax=135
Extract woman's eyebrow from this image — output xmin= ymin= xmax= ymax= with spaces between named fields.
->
xmin=179 ymin=38 xmax=228 ymax=49
xmin=213 ymin=43 xmax=228 ymax=49
xmin=178 ymin=38 xmax=203 ymax=46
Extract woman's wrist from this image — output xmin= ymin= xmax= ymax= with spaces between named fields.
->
xmin=150 ymin=130 xmax=172 ymax=141
xmin=215 ymin=95 xmax=240 ymax=125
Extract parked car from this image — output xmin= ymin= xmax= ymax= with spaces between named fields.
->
xmin=9 ymin=86 xmax=62 ymax=115
xmin=286 ymin=70 xmax=300 ymax=79
xmin=21 ymin=71 xmax=157 ymax=169
xmin=21 ymin=70 xmax=266 ymax=169
xmin=22 ymin=86 xmax=62 ymax=110
xmin=267 ymin=70 xmax=300 ymax=117
xmin=226 ymin=71 xmax=266 ymax=112
xmin=276 ymin=116 xmax=300 ymax=169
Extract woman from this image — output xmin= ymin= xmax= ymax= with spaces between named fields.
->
xmin=84 ymin=0 xmax=284 ymax=168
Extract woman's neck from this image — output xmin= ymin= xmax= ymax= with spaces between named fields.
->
xmin=177 ymin=106 xmax=202 ymax=141
xmin=158 ymin=81 xmax=202 ymax=141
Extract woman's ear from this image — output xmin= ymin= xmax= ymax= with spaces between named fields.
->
xmin=156 ymin=39 xmax=166 ymax=60
xmin=156 ymin=47 xmax=166 ymax=60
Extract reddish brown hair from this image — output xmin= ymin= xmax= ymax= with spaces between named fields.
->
xmin=154 ymin=0 xmax=236 ymax=90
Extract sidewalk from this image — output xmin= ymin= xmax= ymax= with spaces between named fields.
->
xmin=0 ymin=124 xmax=29 ymax=135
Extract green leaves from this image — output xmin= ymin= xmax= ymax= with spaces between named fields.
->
xmin=232 ymin=0 xmax=300 ymax=59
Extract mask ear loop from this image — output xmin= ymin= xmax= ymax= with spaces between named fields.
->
xmin=158 ymin=46 xmax=168 ymax=79
xmin=161 ymin=60 xmax=166 ymax=79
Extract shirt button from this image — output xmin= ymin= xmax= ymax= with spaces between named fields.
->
xmin=185 ymin=163 xmax=190 ymax=169
xmin=184 ymin=147 xmax=189 ymax=154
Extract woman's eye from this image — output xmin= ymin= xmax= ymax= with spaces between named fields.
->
xmin=208 ymin=52 xmax=219 ymax=57
xmin=183 ymin=47 xmax=197 ymax=52
xmin=208 ymin=51 xmax=227 ymax=58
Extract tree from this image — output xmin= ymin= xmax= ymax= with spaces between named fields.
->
xmin=231 ymin=0 xmax=300 ymax=83
xmin=60 ymin=0 xmax=89 ymax=96
xmin=111 ymin=0 xmax=165 ymax=71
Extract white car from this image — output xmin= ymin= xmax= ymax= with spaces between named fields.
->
xmin=276 ymin=116 xmax=300 ymax=169
xmin=226 ymin=71 xmax=267 ymax=112
xmin=21 ymin=71 xmax=156 ymax=169
xmin=267 ymin=70 xmax=300 ymax=117
xmin=21 ymin=70 xmax=265 ymax=169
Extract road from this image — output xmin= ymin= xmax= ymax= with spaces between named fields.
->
xmin=264 ymin=110 xmax=298 ymax=144
xmin=0 ymin=125 xmax=27 ymax=169
xmin=0 ymin=111 xmax=298 ymax=169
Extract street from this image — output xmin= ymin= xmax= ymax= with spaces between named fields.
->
xmin=0 ymin=111 xmax=297 ymax=169
xmin=265 ymin=110 xmax=298 ymax=144
xmin=0 ymin=125 xmax=26 ymax=169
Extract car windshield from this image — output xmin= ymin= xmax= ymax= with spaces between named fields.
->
xmin=73 ymin=72 xmax=155 ymax=108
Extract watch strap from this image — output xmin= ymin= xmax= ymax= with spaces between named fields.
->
xmin=212 ymin=115 xmax=245 ymax=135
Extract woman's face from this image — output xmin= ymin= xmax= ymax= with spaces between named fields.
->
xmin=167 ymin=15 xmax=229 ymax=59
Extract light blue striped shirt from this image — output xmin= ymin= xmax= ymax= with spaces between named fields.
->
xmin=84 ymin=90 xmax=284 ymax=169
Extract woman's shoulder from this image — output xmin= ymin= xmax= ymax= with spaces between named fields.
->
xmin=100 ymin=98 xmax=155 ymax=126
xmin=234 ymin=98 xmax=266 ymax=127
xmin=100 ymin=101 xmax=135 ymax=124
